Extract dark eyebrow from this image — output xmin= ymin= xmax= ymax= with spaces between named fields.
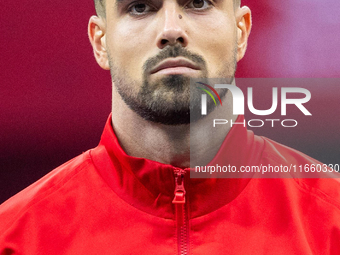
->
xmin=115 ymin=0 xmax=127 ymax=5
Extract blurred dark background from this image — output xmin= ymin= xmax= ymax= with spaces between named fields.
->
xmin=1 ymin=0 xmax=340 ymax=203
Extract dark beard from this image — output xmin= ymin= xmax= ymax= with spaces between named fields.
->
xmin=110 ymin=45 xmax=236 ymax=125
xmin=119 ymin=74 xmax=192 ymax=125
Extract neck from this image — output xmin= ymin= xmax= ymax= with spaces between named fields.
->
xmin=111 ymin=87 xmax=236 ymax=168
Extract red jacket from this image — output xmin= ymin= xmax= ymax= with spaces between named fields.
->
xmin=1 ymin=115 xmax=340 ymax=254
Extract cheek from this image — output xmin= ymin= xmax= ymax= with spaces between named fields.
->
xmin=191 ymin=22 xmax=236 ymax=74
xmin=189 ymin=13 xmax=236 ymax=55
xmin=107 ymin=21 xmax=155 ymax=79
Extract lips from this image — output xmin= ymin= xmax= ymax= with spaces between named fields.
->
xmin=150 ymin=57 xmax=201 ymax=74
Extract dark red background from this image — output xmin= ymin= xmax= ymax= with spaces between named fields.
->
xmin=1 ymin=0 xmax=340 ymax=203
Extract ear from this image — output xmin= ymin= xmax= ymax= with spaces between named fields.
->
xmin=88 ymin=16 xmax=110 ymax=70
xmin=235 ymin=6 xmax=252 ymax=62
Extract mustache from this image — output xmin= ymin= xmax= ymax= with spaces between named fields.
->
xmin=143 ymin=45 xmax=207 ymax=73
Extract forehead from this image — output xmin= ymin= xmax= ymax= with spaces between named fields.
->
xmin=102 ymin=0 xmax=237 ymax=28
xmin=107 ymin=0 xmax=233 ymax=13
xmin=110 ymin=0 xmax=232 ymax=7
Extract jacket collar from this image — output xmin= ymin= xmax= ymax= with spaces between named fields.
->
xmin=91 ymin=114 xmax=263 ymax=219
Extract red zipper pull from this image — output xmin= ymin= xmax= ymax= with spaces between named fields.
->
xmin=172 ymin=169 xmax=186 ymax=204
xmin=173 ymin=169 xmax=189 ymax=254
xmin=172 ymin=169 xmax=186 ymax=227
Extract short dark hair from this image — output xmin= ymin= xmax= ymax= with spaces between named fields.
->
xmin=94 ymin=0 xmax=105 ymax=17
xmin=94 ymin=0 xmax=240 ymax=18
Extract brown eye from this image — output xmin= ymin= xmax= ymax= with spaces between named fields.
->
xmin=134 ymin=3 xmax=146 ymax=13
xmin=186 ymin=0 xmax=212 ymax=10
xmin=129 ymin=2 xmax=152 ymax=15
xmin=192 ymin=0 xmax=204 ymax=8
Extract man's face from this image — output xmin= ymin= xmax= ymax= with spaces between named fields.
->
xmin=102 ymin=0 xmax=243 ymax=125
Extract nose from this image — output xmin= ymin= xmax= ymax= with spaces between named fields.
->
xmin=156 ymin=4 xmax=188 ymax=49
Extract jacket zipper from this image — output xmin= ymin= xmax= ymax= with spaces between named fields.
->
xmin=172 ymin=169 xmax=189 ymax=255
